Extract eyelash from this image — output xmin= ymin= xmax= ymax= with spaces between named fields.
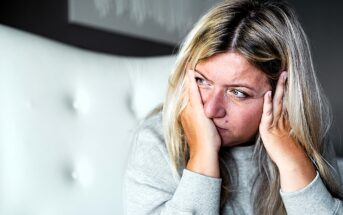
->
xmin=194 ymin=77 xmax=249 ymax=99
xmin=230 ymin=89 xmax=248 ymax=98
xmin=195 ymin=77 xmax=209 ymax=86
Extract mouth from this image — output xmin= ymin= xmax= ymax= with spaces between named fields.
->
xmin=215 ymin=126 xmax=227 ymax=133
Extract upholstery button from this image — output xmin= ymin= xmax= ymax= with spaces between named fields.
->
xmin=72 ymin=100 xmax=81 ymax=110
xmin=66 ymin=158 xmax=94 ymax=187
xmin=70 ymin=90 xmax=90 ymax=114
xmin=64 ymin=92 xmax=90 ymax=115
xmin=71 ymin=171 xmax=79 ymax=180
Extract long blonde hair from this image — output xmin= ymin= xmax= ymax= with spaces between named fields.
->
xmin=161 ymin=0 xmax=342 ymax=214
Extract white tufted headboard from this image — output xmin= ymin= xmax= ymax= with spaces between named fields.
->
xmin=0 ymin=24 xmax=176 ymax=215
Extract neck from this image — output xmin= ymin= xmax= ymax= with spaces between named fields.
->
xmin=238 ymin=140 xmax=256 ymax=147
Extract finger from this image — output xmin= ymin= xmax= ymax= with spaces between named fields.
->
xmin=260 ymin=91 xmax=273 ymax=128
xmin=280 ymin=109 xmax=290 ymax=131
xmin=272 ymin=72 xmax=287 ymax=123
xmin=187 ymin=70 xmax=203 ymax=107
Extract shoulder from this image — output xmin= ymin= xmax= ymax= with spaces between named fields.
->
xmin=132 ymin=111 xmax=165 ymax=155
xmin=127 ymin=111 xmax=170 ymax=172
xmin=126 ymin=111 xmax=179 ymax=187
xmin=136 ymin=111 xmax=164 ymax=144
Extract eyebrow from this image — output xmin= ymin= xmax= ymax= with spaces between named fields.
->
xmin=194 ymin=69 xmax=211 ymax=82
xmin=194 ymin=69 xmax=258 ymax=92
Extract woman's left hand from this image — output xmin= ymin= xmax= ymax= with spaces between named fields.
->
xmin=259 ymin=71 xmax=316 ymax=192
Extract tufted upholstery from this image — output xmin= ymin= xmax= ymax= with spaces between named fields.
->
xmin=0 ymin=24 xmax=176 ymax=215
xmin=0 ymin=24 xmax=342 ymax=215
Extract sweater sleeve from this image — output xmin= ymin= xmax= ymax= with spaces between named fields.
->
xmin=124 ymin=117 xmax=222 ymax=215
xmin=280 ymin=139 xmax=343 ymax=214
xmin=280 ymin=171 xmax=343 ymax=214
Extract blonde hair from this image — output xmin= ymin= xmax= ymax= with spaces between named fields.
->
xmin=161 ymin=0 xmax=342 ymax=214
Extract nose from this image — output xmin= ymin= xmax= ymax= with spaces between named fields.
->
xmin=203 ymin=89 xmax=226 ymax=119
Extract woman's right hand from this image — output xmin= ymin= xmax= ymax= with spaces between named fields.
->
xmin=180 ymin=70 xmax=221 ymax=178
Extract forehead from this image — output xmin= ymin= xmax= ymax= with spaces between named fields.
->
xmin=195 ymin=52 xmax=269 ymax=87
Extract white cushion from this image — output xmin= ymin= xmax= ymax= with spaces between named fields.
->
xmin=129 ymin=55 xmax=177 ymax=119
xmin=0 ymin=24 xmax=174 ymax=215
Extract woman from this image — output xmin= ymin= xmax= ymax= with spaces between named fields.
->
xmin=125 ymin=0 xmax=343 ymax=214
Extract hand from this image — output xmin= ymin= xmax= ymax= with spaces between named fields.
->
xmin=259 ymin=71 xmax=316 ymax=192
xmin=181 ymin=70 xmax=221 ymax=177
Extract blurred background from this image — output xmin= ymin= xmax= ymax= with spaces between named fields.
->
xmin=0 ymin=0 xmax=342 ymax=214
xmin=0 ymin=0 xmax=342 ymax=154
xmin=1 ymin=0 xmax=342 ymax=112
xmin=4 ymin=0 xmax=339 ymax=152
xmin=2 ymin=0 xmax=342 ymax=145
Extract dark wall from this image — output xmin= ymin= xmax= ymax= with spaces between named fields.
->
xmin=288 ymin=0 xmax=343 ymax=155
xmin=0 ymin=0 xmax=177 ymax=56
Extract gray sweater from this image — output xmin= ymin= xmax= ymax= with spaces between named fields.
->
xmin=124 ymin=112 xmax=343 ymax=214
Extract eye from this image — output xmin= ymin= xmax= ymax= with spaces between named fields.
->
xmin=195 ymin=77 xmax=209 ymax=86
xmin=229 ymin=89 xmax=248 ymax=98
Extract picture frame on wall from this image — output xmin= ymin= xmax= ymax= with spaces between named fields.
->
xmin=68 ymin=0 xmax=220 ymax=45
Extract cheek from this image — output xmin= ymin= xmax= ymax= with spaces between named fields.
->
xmin=228 ymin=101 xmax=264 ymax=131
xmin=198 ymin=88 xmax=209 ymax=104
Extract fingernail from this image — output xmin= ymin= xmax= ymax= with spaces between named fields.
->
xmin=283 ymin=72 xmax=288 ymax=81
xmin=267 ymin=91 xmax=272 ymax=97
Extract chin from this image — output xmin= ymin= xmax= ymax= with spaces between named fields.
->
xmin=220 ymin=140 xmax=241 ymax=147
xmin=220 ymin=134 xmax=257 ymax=147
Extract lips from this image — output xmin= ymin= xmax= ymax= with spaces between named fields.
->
xmin=214 ymin=122 xmax=226 ymax=129
xmin=215 ymin=126 xmax=227 ymax=132
xmin=214 ymin=121 xmax=228 ymax=133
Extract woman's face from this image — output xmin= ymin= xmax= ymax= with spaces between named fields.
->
xmin=194 ymin=52 xmax=272 ymax=147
